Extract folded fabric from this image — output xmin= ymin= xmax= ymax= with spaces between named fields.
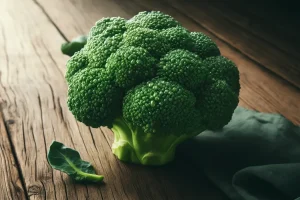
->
xmin=178 ymin=107 xmax=300 ymax=200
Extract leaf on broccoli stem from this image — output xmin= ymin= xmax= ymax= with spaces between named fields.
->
xmin=47 ymin=141 xmax=104 ymax=183
xmin=61 ymin=35 xmax=87 ymax=56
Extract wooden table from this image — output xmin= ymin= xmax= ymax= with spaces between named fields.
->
xmin=1 ymin=0 xmax=299 ymax=199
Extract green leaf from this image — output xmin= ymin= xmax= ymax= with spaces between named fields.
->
xmin=47 ymin=141 xmax=104 ymax=183
xmin=61 ymin=35 xmax=87 ymax=56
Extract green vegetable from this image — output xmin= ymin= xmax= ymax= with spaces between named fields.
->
xmin=64 ymin=11 xmax=240 ymax=166
xmin=190 ymin=32 xmax=220 ymax=58
xmin=89 ymin=17 xmax=126 ymax=39
xmin=126 ymin=11 xmax=180 ymax=30
xmin=61 ymin=35 xmax=87 ymax=56
xmin=47 ymin=141 xmax=104 ymax=183
xmin=161 ymin=27 xmax=194 ymax=51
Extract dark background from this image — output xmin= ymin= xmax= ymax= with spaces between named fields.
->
xmin=213 ymin=0 xmax=300 ymax=44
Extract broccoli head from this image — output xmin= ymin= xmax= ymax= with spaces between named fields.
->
xmin=65 ymin=11 xmax=240 ymax=166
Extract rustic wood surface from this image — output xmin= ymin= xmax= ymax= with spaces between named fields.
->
xmin=0 ymin=0 xmax=299 ymax=199
xmin=0 ymin=113 xmax=26 ymax=199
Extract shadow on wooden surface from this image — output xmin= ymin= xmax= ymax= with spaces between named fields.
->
xmin=0 ymin=0 xmax=299 ymax=199
xmin=107 ymin=156 xmax=229 ymax=200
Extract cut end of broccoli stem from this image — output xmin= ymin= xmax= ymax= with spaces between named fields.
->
xmin=111 ymin=117 xmax=191 ymax=166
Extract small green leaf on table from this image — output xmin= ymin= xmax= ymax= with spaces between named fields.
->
xmin=61 ymin=35 xmax=87 ymax=56
xmin=47 ymin=141 xmax=104 ymax=183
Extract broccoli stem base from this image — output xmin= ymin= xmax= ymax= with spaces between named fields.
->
xmin=111 ymin=117 xmax=192 ymax=166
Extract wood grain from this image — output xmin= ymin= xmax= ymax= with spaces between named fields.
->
xmin=0 ymin=0 xmax=228 ymax=199
xmin=0 ymin=113 xmax=26 ymax=200
xmin=1 ymin=0 xmax=300 ymax=199
xmin=166 ymin=0 xmax=300 ymax=89
xmin=224 ymin=1 xmax=300 ymax=44
xmin=207 ymin=2 xmax=300 ymax=60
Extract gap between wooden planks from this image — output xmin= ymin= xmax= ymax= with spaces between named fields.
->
xmin=0 ymin=0 xmax=229 ymax=199
xmin=0 ymin=113 xmax=26 ymax=200
xmin=207 ymin=1 xmax=300 ymax=60
xmin=220 ymin=0 xmax=300 ymax=45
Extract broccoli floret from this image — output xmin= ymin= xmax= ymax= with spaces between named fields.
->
xmin=191 ymin=32 xmax=220 ymax=58
xmin=65 ymin=11 xmax=240 ymax=166
xmin=126 ymin=11 xmax=180 ymax=30
xmin=122 ymin=28 xmax=170 ymax=58
xmin=106 ymin=46 xmax=157 ymax=89
xmin=202 ymin=56 xmax=240 ymax=93
xmin=157 ymin=49 xmax=203 ymax=91
xmin=89 ymin=17 xmax=126 ymax=39
xmin=123 ymin=79 xmax=196 ymax=134
xmin=65 ymin=49 xmax=88 ymax=83
xmin=195 ymin=79 xmax=239 ymax=130
xmin=86 ymin=34 xmax=123 ymax=68
xmin=161 ymin=27 xmax=194 ymax=50
xmin=67 ymin=68 xmax=122 ymax=128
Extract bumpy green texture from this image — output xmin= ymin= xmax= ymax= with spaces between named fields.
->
xmin=161 ymin=27 xmax=194 ymax=51
xmin=122 ymin=28 xmax=169 ymax=58
xmin=157 ymin=49 xmax=203 ymax=91
xmin=65 ymin=11 xmax=240 ymax=166
xmin=202 ymin=56 xmax=240 ymax=93
xmin=89 ymin=17 xmax=126 ymax=39
xmin=86 ymin=34 xmax=123 ymax=69
xmin=65 ymin=49 xmax=88 ymax=83
xmin=67 ymin=68 xmax=121 ymax=128
xmin=126 ymin=11 xmax=180 ymax=30
xmin=195 ymin=80 xmax=239 ymax=130
xmin=123 ymin=79 xmax=196 ymax=134
xmin=106 ymin=46 xmax=157 ymax=89
xmin=191 ymin=32 xmax=220 ymax=58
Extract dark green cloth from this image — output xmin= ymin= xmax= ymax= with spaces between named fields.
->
xmin=178 ymin=107 xmax=300 ymax=200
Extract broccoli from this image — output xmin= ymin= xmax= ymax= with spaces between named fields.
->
xmin=161 ymin=27 xmax=194 ymax=51
xmin=190 ymin=32 xmax=221 ymax=58
xmin=65 ymin=11 xmax=240 ymax=166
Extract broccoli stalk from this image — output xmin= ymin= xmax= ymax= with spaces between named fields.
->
xmin=111 ymin=117 xmax=198 ymax=165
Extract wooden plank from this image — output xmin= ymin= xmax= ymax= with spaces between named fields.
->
xmin=165 ymin=0 xmax=300 ymax=89
xmin=1 ymin=0 xmax=300 ymax=199
xmin=207 ymin=2 xmax=300 ymax=60
xmin=0 ymin=0 xmax=228 ymax=199
xmin=223 ymin=1 xmax=300 ymax=44
xmin=0 ymin=113 xmax=27 ymax=200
